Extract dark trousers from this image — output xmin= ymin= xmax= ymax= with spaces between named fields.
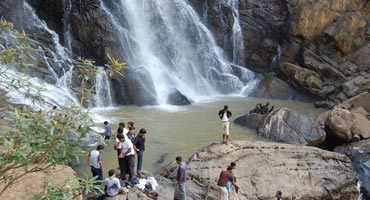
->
xmin=91 ymin=166 xmax=103 ymax=185
xmin=119 ymin=155 xmax=135 ymax=180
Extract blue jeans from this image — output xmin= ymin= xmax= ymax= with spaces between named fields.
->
xmin=227 ymin=180 xmax=232 ymax=195
xmin=91 ymin=166 xmax=103 ymax=185
xmin=137 ymin=150 xmax=144 ymax=173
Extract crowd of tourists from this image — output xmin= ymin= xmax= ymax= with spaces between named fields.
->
xmin=86 ymin=105 xmax=283 ymax=200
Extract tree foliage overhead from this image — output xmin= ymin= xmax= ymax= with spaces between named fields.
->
xmin=0 ymin=19 xmax=125 ymax=199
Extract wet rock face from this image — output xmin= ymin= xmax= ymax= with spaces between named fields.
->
xmin=335 ymin=139 xmax=370 ymax=199
xmin=190 ymin=0 xmax=289 ymax=73
xmin=0 ymin=0 xmax=25 ymax=28
xmin=27 ymin=0 xmax=64 ymax=42
xmin=167 ymin=141 xmax=359 ymax=200
xmin=259 ymin=108 xmax=326 ymax=146
xmin=69 ymin=0 xmax=122 ymax=66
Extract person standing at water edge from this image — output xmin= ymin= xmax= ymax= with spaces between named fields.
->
xmin=133 ymin=128 xmax=146 ymax=177
xmin=218 ymin=105 xmax=232 ymax=144
xmin=117 ymin=133 xmax=135 ymax=181
xmin=103 ymin=121 xmax=112 ymax=144
xmin=87 ymin=144 xmax=104 ymax=185
xmin=127 ymin=127 xmax=135 ymax=141
xmin=174 ymin=156 xmax=187 ymax=200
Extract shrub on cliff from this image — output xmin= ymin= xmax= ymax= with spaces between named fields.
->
xmin=0 ymin=19 xmax=125 ymax=199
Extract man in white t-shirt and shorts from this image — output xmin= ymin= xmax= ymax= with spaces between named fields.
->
xmin=218 ymin=105 xmax=232 ymax=144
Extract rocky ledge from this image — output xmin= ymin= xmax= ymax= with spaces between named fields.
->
xmin=156 ymin=141 xmax=358 ymax=200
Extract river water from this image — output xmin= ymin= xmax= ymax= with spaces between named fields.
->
xmin=74 ymin=96 xmax=323 ymax=176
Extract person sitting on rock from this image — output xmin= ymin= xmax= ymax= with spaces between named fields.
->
xmin=98 ymin=169 xmax=126 ymax=200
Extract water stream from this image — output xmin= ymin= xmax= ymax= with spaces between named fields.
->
xmin=92 ymin=67 xmax=114 ymax=108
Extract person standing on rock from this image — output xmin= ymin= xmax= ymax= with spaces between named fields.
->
xmin=103 ymin=121 xmax=112 ymax=144
xmin=87 ymin=144 xmax=104 ymax=185
xmin=227 ymin=162 xmax=237 ymax=197
xmin=133 ymin=128 xmax=146 ymax=177
xmin=127 ymin=127 xmax=135 ymax=141
xmin=174 ymin=156 xmax=187 ymax=200
xmin=117 ymin=133 xmax=135 ymax=182
xmin=218 ymin=105 xmax=232 ymax=144
xmin=217 ymin=166 xmax=239 ymax=200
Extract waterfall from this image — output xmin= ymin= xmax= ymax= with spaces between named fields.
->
xmin=272 ymin=44 xmax=282 ymax=64
xmin=100 ymin=0 xmax=257 ymax=104
xmin=224 ymin=0 xmax=245 ymax=65
xmin=0 ymin=3 xmax=79 ymax=110
xmin=92 ymin=67 xmax=113 ymax=108
xmin=63 ymin=0 xmax=73 ymax=53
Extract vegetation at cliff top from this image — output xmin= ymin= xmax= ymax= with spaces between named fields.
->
xmin=0 ymin=19 xmax=125 ymax=199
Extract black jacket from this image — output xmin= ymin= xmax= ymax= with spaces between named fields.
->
xmin=218 ymin=110 xmax=232 ymax=120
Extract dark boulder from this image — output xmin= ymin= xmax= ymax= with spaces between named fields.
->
xmin=249 ymin=74 xmax=306 ymax=100
xmin=167 ymin=89 xmax=191 ymax=106
xmin=234 ymin=112 xmax=267 ymax=130
xmin=111 ymin=67 xmax=158 ymax=106
xmin=259 ymin=108 xmax=326 ymax=146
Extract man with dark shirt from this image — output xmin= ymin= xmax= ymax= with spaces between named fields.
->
xmin=103 ymin=121 xmax=112 ymax=144
xmin=133 ymin=128 xmax=146 ymax=177
xmin=217 ymin=166 xmax=239 ymax=200
xmin=218 ymin=105 xmax=232 ymax=144
xmin=276 ymin=191 xmax=283 ymax=200
xmin=174 ymin=156 xmax=186 ymax=200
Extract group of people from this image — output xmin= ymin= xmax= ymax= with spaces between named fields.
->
xmin=85 ymin=105 xmax=283 ymax=200
xmin=87 ymin=121 xmax=148 ymax=198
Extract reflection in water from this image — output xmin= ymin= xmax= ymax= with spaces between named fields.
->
xmin=73 ymin=97 xmax=323 ymax=176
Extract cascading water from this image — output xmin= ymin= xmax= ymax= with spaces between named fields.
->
xmin=63 ymin=0 xmax=73 ymax=54
xmin=100 ymin=0 xmax=257 ymax=104
xmin=224 ymin=0 xmax=245 ymax=65
xmin=92 ymin=67 xmax=113 ymax=108
xmin=0 ymin=3 xmax=79 ymax=110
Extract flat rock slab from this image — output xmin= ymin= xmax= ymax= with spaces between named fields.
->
xmin=184 ymin=141 xmax=359 ymax=200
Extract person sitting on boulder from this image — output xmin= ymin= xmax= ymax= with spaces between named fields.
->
xmin=99 ymin=169 xmax=126 ymax=200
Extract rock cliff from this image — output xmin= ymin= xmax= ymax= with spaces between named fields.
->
xmin=191 ymin=0 xmax=370 ymax=107
xmin=157 ymin=141 xmax=359 ymax=200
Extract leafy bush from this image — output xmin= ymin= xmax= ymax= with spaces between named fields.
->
xmin=0 ymin=19 xmax=125 ymax=199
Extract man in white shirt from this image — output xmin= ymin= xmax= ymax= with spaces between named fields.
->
xmin=117 ymin=133 xmax=135 ymax=181
xmin=218 ymin=105 xmax=232 ymax=144
xmin=87 ymin=144 xmax=104 ymax=185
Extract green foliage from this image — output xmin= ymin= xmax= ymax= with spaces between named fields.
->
xmin=354 ymin=39 xmax=363 ymax=48
xmin=367 ymin=29 xmax=370 ymax=38
xmin=339 ymin=32 xmax=351 ymax=42
xmin=33 ymin=176 xmax=103 ymax=200
xmin=105 ymin=53 xmax=126 ymax=77
xmin=0 ymin=19 xmax=125 ymax=199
